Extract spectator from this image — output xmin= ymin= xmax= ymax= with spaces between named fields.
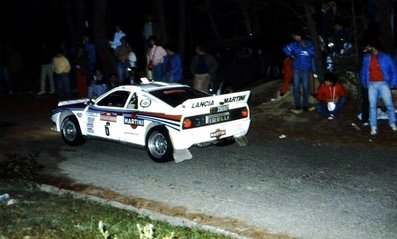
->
xmin=146 ymin=36 xmax=166 ymax=81
xmin=283 ymin=29 xmax=316 ymax=114
xmin=360 ymin=40 xmax=397 ymax=135
xmin=108 ymin=73 xmax=118 ymax=89
xmin=37 ymin=42 xmax=55 ymax=95
xmin=315 ymin=72 xmax=346 ymax=120
xmin=279 ymin=56 xmax=293 ymax=96
xmin=331 ymin=20 xmax=352 ymax=55
xmin=142 ymin=14 xmax=154 ymax=54
xmin=123 ymin=69 xmax=140 ymax=85
xmin=6 ymin=46 xmax=24 ymax=94
xmin=360 ymin=85 xmax=370 ymax=126
xmin=82 ymin=35 xmax=96 ymax=76
xmin=88 ymin=69 xmax=107 ymax=98
xmin=190 ymin=44 xmax=218 ymax=92
xmin=52 ymin=48 xmax=71 ymax=100
xmin=114 ymin=36 xmax=132 ymax=84
xmin=74 ymin=44 xmax=89 ymax=98
xmin=128 ymin=47 xmax=138 ymax=71
xmin=109 ymin=25 xmax=126 ymax=49
xmin=163 ymin=44 xmax=183 ymax=82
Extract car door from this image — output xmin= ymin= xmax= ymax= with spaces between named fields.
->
xmin=120 ymin=92 xmax=149 ymax=146
xmin=86 ymin=90 xmax=131 ymax=141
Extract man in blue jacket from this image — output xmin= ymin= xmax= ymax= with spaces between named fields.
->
xmin=163 ymin=44 xmax=183 ymax=82
xmin=360 ymin=40 xmax=397 ymax=135
xmin=283 ymin=30 xmax=316 ymax=114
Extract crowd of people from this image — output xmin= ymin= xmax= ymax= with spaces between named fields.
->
xmin=279 ymin=1 xmax=397 ymax=136
xmin=0 ymin=15 xmax=220 ymax=101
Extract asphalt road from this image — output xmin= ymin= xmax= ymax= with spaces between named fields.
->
xmin=1 ymin=94 xmax=396 ymax=239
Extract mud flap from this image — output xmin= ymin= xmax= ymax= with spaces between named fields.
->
xmin=235 ymin=135 xmax=248 ymax=146
xmin=173 ymin=148 xmax=192 ymax=163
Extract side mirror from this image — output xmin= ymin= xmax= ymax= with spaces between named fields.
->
xmin=88 ymin=99 xmax=96 ymax=105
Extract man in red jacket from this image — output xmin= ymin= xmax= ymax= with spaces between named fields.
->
xmin=316 ymin=72 xmax=346 ymax=120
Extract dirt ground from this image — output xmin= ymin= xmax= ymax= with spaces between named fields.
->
xmin=248 ymin=80 xmax=397 ymax=150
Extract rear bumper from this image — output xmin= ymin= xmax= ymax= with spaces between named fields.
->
xmin=168 ymin=118 xmax=251 ymax=150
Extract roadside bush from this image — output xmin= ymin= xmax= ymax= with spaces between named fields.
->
xmin=0 ymin=153 xmax=43 ymax=182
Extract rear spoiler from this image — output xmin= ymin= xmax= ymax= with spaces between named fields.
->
xmin=180 ymin=91 xmax=250 ymax=110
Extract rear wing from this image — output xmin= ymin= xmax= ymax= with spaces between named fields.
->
xmin=178 ymin=91 xmax=250 ymax=113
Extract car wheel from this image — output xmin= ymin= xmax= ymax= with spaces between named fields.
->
xmin=61 ymin=116 xmax=86 ymax=146
xmin=146 ymin=127 xmax=173 ymax=163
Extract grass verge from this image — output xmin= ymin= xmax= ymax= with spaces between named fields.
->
xmin=0 ymin=153 xmax=231 ymax=239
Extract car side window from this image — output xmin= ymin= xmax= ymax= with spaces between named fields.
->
xmin=96 ymin=90 xmax=130 ymax=108
xmin=126 ymin=92 xmax=138 ymax=109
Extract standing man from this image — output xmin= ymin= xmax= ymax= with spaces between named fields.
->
xmin=190 ymin=44 xmax=218 ymax=92
xmin=146 ymin=36 xmax=166 ymax=81
xmin=142 ymin=14 xmax=154 ymax=54
xmin=360 ymin=40 xmax=397 ymax=135
xmin=283 ymin=29 xmax=316 ymax=114
xmin=52 ymin=48 xmax=71 ymax=100
xmin=162 ymin=44 xmax=183 ymax=82
xmin=82 ymin=35 xmax=96 ymax=77
xmin=37 ymin=42 xmax=55 ymax=95
xmin=114 ymin=36 xmax=132 ymax=84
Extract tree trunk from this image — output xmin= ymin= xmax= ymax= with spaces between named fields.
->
xmin=178 ymin=0 xmax=187 ymax=58
xmin=92 ymin=0 xmax=116 ymax=77
xmin=377 ymin=0 xmax=393 ymax=52
xmin=205 ymin=0 xmax=221 ymax=42
xmin=239 ymin=0 xmax=253 ymax=36
xmin=153 ymin=0 xmax=168 ymax=45
xmin=63 ymin=0 xmax=86 ymax=45
xmin=303 ymin=3 xmax=325 ymax=82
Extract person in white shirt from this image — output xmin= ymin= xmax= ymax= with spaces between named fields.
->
xmin=109 ymin=25 xmax=126 ymax=49
xmin=146 ymin=36 xmax=166 ymax=81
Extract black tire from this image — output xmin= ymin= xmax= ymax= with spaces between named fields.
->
xmin=145 ymin=126 xmax=173 ymax=163
xmin=61 ymin=116 xmax=86 ymax=146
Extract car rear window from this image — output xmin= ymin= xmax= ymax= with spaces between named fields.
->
xmin=150 ymin=87 xmax=210 ymax=107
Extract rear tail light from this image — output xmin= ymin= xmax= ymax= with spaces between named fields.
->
xmin=183 ymin=118 xmax=192 ymax=129
xmin=241 ymin=107 xmax=249 ymax=118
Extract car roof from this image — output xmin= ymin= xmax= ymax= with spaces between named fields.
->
xmin=113 ymin=81 xmax=188 ymax=93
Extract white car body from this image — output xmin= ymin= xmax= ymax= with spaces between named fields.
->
xmin=51 ymin=82 xmax=251 ymax=162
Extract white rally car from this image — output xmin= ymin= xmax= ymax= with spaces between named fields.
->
xmin=51 ymin=81 xmax=251 ymax=163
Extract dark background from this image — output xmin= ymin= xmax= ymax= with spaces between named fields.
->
xmin=0 ymin=0 xmax=396 ymax=92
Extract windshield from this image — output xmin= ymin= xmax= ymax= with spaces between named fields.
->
xmin=150 ymin=87 xmax=210 ymax=107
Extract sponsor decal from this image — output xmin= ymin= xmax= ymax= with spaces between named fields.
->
xmin=210 ymin=128 xmax=226 ymax=140
xmin=100 ymin=112 xmax=117 ymax=122
xmin=140 ymin=98 xmax=151 ymax=108
xmin=191 ymin=100 xmax=214 ymax=108
xmin=223 ymin=95 xmax=246 ymax=103
xmin=77 ymin=113 xmax=83 ymax=117
xmin=87 ymin=112 xmax=98 ymax=117
xmin=87 ymin=128 xmax=94 ymax=134
xmin=124 ymin=115 xmax=144 ymax=129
